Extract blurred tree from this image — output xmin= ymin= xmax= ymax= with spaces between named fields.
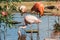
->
xmin=0 ymin=0 xmax=60 ymax=2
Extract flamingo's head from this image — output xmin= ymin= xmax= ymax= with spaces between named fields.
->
xmin=18 ymin=25 xmax=26 ymax=36
xmin=18 ymin=30 xmax=21 ymax=36
xmin=19 ymin=25 xmax=27 ymax=29
xmin=21 ymin=25 xmax=27 ymax=29
xmin=19 ymin=5 xmax=27 ymax=13
xmin=39 ymin=10 xmax=44 ymax=16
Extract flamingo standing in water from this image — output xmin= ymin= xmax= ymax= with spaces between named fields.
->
xmin=24 ymin=15 xmax=42 ymax=40
xmin=19 ymin=5 xmax=27 ymax=16
xmin=31 ymin=2 xmax=44 ymax=17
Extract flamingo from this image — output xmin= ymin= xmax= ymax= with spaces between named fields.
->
xmin=24 ymin=15 xmax=42 ymax=40
xmin=31 ymin=2 xmax=44 ymax=17
xmin=24 ymin=15 xmax=42 ymax=25
xmin=18 ymin=25 xmax=26 ymax=40
xmin=19 ymin=5 xmax=27 ymax=16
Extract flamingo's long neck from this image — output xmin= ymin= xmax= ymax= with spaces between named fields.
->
xmin=18 ymin=27 xmax=22 ymax=37
xmin=24 ymin=18 xmax=29 ymax=25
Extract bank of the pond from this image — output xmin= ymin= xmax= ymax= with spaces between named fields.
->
xmin=0 ymin=1 xmax=60 ymax=15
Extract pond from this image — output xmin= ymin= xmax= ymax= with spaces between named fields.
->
xmin=0 ymin=13 xmax=59 ymax=40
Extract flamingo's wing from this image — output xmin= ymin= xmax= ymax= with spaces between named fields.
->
xmin=25 ymin=15 xmax=39 ymax=23
xmin=25 ymin=15 xmax=35 ymax=23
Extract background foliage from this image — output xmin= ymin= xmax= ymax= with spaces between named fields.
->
xmin=0 ymin=0 xmax=60 ymax=2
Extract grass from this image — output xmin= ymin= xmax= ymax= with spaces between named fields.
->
xmin=0 ymin=1 xmax=58 ymax=9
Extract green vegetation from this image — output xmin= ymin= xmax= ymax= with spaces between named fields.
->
xmin=0 ymin=11 xmax=13 ymax=28
xmin=0 ymin=0 xmax=59 ymax=2
xmin=0 ymin=5 xmax=14 ymax=40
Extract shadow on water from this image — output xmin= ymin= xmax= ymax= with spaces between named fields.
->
xmin=1 ymin=12 xmax=60 ymax=40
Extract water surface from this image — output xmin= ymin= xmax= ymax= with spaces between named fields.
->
xmin=1 ymin=13 xmax=59 ymax=40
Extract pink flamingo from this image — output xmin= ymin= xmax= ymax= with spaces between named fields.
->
xmin=19 ymin=5 xmax=27 ymax=16
xmin=31 ymin=2 xmax=44 ymax=17
xmin=24 ymin=15 xmax=42 ymax=40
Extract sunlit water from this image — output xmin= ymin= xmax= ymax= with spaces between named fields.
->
xmin=0 ymin=13 xmax=59 ymax=40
